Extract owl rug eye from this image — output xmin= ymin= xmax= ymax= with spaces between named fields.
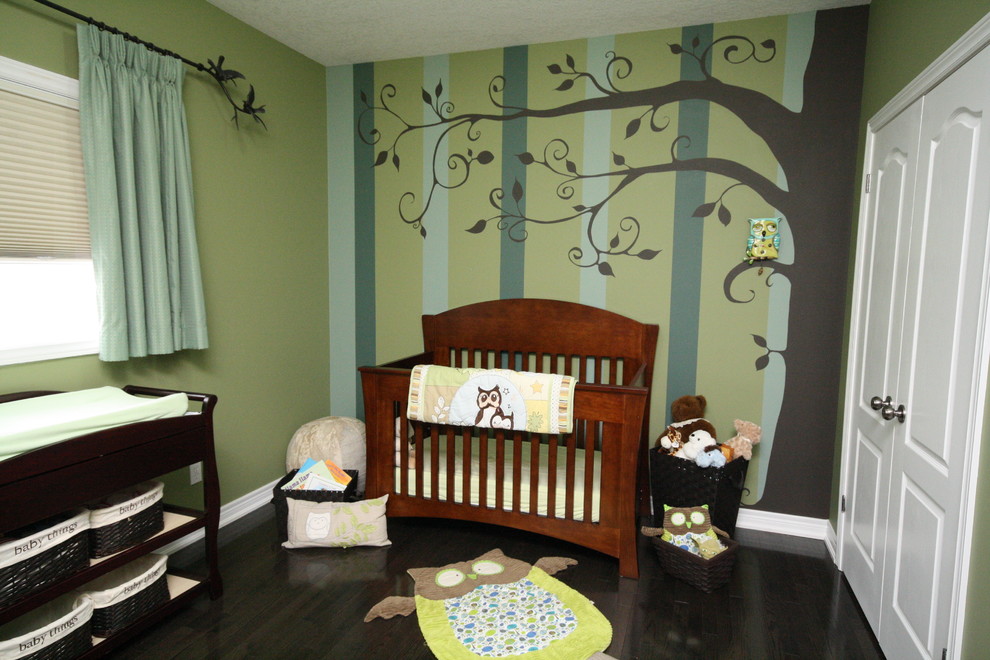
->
xmin=365 ymin=549 xmax=612 ymax=659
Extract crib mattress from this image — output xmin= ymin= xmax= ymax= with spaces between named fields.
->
xmin=394 ymin=437 xmax=601 ymax=522
xmin=0 ymin=386 xmax=188 ymax=462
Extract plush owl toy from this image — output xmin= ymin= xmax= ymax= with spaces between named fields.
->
xmin=365 ymin=548 xmax=612 ymax=659
xmin=746 ymin=218 xmax=781 ymax=264
xmin=642 ymin=505 xmax=726 ymax=559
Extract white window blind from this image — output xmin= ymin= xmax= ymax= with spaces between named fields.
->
xmin=0 ymin=56 xmax=90 ymax=259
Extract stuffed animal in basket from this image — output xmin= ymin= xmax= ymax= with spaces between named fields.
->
xmin=725 ymin=419 xmax=761 ymax=461
xmin=656 ymin=395 xmax=718 ymax=456
xmin=640 ymin=504 xmax=726 ymax=558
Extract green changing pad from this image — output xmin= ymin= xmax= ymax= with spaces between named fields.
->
xmin=0 ymin=387 xmax=187 ymax=462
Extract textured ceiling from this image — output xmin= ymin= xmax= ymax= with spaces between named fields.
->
xmin=206 ymin=0 xmax=869 ymax=67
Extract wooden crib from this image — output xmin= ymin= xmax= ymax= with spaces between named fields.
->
xmin=359 ymin=299 xmax=658 ymax=578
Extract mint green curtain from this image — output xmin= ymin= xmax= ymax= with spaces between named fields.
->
xmin=77 ymin=24 xmax=208 ymax=362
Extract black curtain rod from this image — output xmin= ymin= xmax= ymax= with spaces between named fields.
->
xmin=32 ymin=0 xmax=267 ymax=128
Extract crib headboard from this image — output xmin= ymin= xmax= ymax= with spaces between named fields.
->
xmin=422 ymin=298 xmax=658 ymax=389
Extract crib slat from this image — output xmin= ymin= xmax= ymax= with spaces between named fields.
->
xmin=479 ymin=430 xmax=489 ymax=509
xmin=399 ymin=416 xmax=410 ymax=495
xmin=584 ymin=421 xmax=597 ymax=522
xmin=415 ymin=424 xmax=425 ymax=498
xmin=511 ymin=432 xmax=522 ymax=513
xmin=565 ymin=431 xmax=576 ymax=520
xmin=529 ymin=433 xmax=540 ymax=516
xmin=593 ymin=356 xmax=602 ymax=384
xmin=446 ymin=427 xmax=456 ymax=503
xmin=495 ymin=431 xmax=505 ymax=511
xmin=462 ymin=427 xmax=472 ymax=507
xmin=430 ymin=426 xmax=440 ymax=501
xmin=547 ymin=435 xmax=558 ymax=519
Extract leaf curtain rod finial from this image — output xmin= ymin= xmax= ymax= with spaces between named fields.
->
xmin=31 ymin=0 xmax=267 ymax=130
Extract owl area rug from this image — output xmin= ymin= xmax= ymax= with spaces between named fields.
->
xmin=365 ymin=549 xmax=613 ymax=659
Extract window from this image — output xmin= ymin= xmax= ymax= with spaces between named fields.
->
xmin=0 ymin=55 xmax=99 ymax=365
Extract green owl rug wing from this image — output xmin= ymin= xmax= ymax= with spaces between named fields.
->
xmin=365 ymin=548 xmax=612 ymax=659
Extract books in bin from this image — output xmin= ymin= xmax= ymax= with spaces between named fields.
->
xmin=280 ymin=458 xmax=352 ymax=491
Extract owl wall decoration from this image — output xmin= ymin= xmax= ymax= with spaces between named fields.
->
xmin=364 ymin=548 xmax=612 ymax=659
xmin=746 ymin=218 xmax=781 ymax=264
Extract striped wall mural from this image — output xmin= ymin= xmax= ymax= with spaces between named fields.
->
xmin=327 ymin=7 xmax=868 ymax=515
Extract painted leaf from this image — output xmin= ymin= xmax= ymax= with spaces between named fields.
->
xmin=476 ymin=150 xmax=495 ymax=165
xmin=374 ymin=150 xmax=388 ymax=167
xmin=512 ymin=178 xmax=524 ymax=203
xmin=421 ymin=88 xmax=432 ymax=105
xmin=761 ymin=39 xmax=776 ymax=50
xmin=598 ymin=262 xmax=615 ymax=277
xmin=420 ymin=226 xmax=427 ymax=238
xmin=718 ymin=204 xmax=731 ymax=226
xmin=609 ymin=233 xmax=620 ymax=249
xmin=625 ymin=117 xmax=641 ymax=139
xmin=637 ymin=249 xmax=661 ymax=260
xmin=517 ymin=152 xmax=535 ymax=165
xmin=692 ymin=35 xmax=700 ymax=48
xmin=565 ymin=53 xmax=575 ymax=69
xmin=693 ymin=201 xmax=717 ymax=217
xmin=612 ymin=152 xmax=626 ymax=166
xmin=565 ymin=160 xmax=577 ymax=174
xmin=392 ymin=152 xmax=400 ymax=170
xmin=435 ymin=80 xmax=443 ymax=97
xmin=669 ymin=43 xmax=684 ymax=55
xmin=573 ymin=204 xmax=586 ymax=212
xmin=752 ymin=334 xmax=768 ymax=348
xmin=755 ymin=354 xmax=770 ymax=371
xmin=466 ymin=219 xmax=487 ymax=234
xmin=556 ymin=78 xmax=575 ymax=92
xmin=359 ymin=90 xmax=367 ymax=104
xmin=547 ymin=63 xmax=562 ymax=74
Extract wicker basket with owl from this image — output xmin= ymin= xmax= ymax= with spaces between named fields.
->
xmin=364 ymin=549 xmax=612 ymax=659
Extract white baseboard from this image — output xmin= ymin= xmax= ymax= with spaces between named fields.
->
xmin=736 ymin=508 xmax=830 ymax=540
xmin=824 ymin=521 xmax=838 ymax=561
xmin=159 ymin=477 xmax=279 ymax=555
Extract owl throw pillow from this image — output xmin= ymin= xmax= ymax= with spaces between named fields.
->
xmin=282 ymin=494 xmax=390 ymax=549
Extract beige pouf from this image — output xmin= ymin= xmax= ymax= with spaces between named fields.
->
xmin=285 ymin=416 xmax=366 ymax=494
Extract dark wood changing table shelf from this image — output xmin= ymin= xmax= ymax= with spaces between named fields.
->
xmin=0 ymin=386 xmax=222 ymax=656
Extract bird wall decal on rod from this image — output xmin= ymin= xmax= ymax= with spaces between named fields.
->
xmin=31 ymin=0 xmax=267 ymax=129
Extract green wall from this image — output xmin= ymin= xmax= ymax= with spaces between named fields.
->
xmin=838 ymin=0 xmax=990 ymax=656
xmin=329 ymin=8 xmax=868 ymax=519
xmin=0 ymin=0 xmax=330 ymax=507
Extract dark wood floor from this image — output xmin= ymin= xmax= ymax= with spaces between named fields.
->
xmin=108 ymin=507 xmax=884 ymax=659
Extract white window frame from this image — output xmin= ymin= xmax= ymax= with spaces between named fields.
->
xmin=0 ymin=55 xmax=99 ymax=366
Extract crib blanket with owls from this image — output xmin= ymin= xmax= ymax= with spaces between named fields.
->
xmin=407 ymin=365 xmax=576 ymax=434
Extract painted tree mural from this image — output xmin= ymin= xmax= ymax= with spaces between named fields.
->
xmin=355 ymin=9 xmax=866 ymax=516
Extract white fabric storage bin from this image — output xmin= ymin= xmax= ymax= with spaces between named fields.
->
xmin=0 ymin=593 xmax=93 ymax=659
xmin=79 ymin=554 xmax=169 ymax=637
xmin=86 ymin=481 xmax=164 ymax=558
xmin=0 ymin=510 xmax=89 ymax=609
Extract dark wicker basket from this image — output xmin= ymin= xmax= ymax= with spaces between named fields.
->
xmin=0 ymin=511 xmax=90 ymax=609
xmin=272 ymin=469 xmax=359 ymax=543
xmin=20 ymin=620 xmax=92 ymax=660
xmin=88 ymin=481 xmax=165 ymax=559
xmin=89 ymin=571 xmax=169 ymax=638
xmin=650 ymin=449 xmax=748 ymax=535
xmin=651 ymin=534 xmax=739 ymax=592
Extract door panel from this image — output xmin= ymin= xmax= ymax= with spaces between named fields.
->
xmin=842 ymin=100 xmax=921 ymax=632
xmin=878 ymin=45 xmax=990 ymax=660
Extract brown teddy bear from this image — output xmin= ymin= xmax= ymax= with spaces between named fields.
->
xmin=656 ymin=394 xmax=718 ymax=455
xmin=724 ymin=419 xmax=761 ymax=461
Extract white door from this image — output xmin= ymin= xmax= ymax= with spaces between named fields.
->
xmin=842 ymin=41 xmax=990 ymax=660
xmin=841 ymin=99 xmax=921 ymax=633
xmin=877 ymin=45 xmax=990 ymax=660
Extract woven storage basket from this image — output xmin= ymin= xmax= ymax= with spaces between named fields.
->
xmin=0 ymin=594 xmax=93 ymax=660
xmin=86 ymin=481 xmax=165 ymax=558
xmin=651 ymin=534 xmax=739 ymax=593
xmin=272 ymin=470 xmax=358 ymax=543
xmin=0 ymin=510 xmax=89 ymax=609
xmin=272 ymin=469 xmax=359 ymax=543
xmin=81 ymin=554 xmax=169 ymax=638
xmin=650 ymin=449 xmax=748 ymax=535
